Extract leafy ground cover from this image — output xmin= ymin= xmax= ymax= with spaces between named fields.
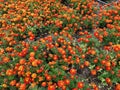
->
xmin=0 ymin=0 xmax=120 ymax=90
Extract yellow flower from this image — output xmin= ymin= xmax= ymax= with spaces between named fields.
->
xmin=31 ymin=73 xmax=37 ymax=79
xmin=2 ymin=84 xmax=7 ymax=88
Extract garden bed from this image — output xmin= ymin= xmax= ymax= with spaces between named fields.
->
xmin=0 ymin=0 xmax=120 ymax=90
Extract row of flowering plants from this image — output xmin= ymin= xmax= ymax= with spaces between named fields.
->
xmin=0 ymin=0 xmax=120 ymax=90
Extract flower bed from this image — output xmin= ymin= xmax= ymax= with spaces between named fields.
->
xmin=0 ymin=0 xmax=120 ymax=90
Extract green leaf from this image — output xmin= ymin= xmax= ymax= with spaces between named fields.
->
xmin=20 ymin=77 xmax=24 ymax=83
xmin=38 ymin=87 xmax=46 ymax=90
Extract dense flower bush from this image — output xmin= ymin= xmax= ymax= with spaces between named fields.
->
xmin=0 ymin=0 xmax=120 ymax=90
